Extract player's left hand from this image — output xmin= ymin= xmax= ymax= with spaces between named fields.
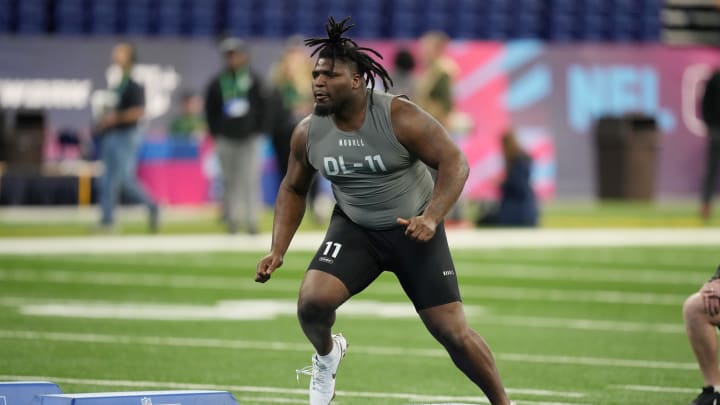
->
xmin=397 ymin=215 xmax=437 ymax=242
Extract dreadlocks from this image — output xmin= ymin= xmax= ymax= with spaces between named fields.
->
xmin=304 ymin=16 xmax=393 ymax=97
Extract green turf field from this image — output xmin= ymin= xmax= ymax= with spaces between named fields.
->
xmin=0 ymin=244 xmax=715 ymax=404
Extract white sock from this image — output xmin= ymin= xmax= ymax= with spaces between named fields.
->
xmin=713 ymin=385 xmax=720 ymax=393
xmin=317 ymin=340 xmax=339 ymax=364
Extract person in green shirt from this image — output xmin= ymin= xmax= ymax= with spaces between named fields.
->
xmin=169 ymin=92 xmax=206 ymax=140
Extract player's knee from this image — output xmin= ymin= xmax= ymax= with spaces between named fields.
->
xmin=683 ymin=293 xmax=704 ymax=321
xmin=432 ymin=324 xmax=472 ymax=352
xmin=297 ymin=296 xmax=333 ymax=324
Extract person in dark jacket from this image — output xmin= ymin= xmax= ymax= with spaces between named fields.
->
xmin=700 ymin=69 xmax=720 ymax=221
xmin=476 ymin=130 xmax=538 ymax=227
xmin=205 ymin=38 xmax=265 ymax=234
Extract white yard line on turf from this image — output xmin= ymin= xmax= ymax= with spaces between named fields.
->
xmin=1 ymin=228 xmax=720 ymax=255
xmin=612 ymin=385 xmax=696 ymax=394
xmin=0 ymin=268 xmax=690 ymax=306
xmin=0 ymin=375 xmax=590 ymax=405
xmin=0 ymin=296 xmax=687 ymax=334
xmin=0 ymin=330 xmax=696 ymax=372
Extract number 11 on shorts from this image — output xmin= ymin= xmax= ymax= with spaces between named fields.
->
xmin=323 ymin=241 xmax=342 ymax=258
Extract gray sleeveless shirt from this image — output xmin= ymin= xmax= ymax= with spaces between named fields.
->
xmin=307 ymin=91 xmax=434 ymax=230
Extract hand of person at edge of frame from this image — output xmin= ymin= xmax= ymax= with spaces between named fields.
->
xmin=701 ymin=279 xmax=720 ymax=317
xmin=397 ymin=216 xmax=437 ymax=242
xmin=96 ymin=112 xmax=117 ymax=132
xmin=256 ymin=253 xmax=283 ymax=283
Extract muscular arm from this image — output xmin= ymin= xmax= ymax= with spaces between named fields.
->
xmin=256 ymin=116 xmax=316 ymax=282
xmin=391 ymin=97 xmax=469 ymax=240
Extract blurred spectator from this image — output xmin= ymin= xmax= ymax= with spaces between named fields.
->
xmin=476 ymin=130 xmax=538 ymax=227
xmin=94 ymin=42 xmax=158 ymax=233
xmin=267 ymin=37 xmax=314 ymax=178
xmin=267 ymin=38 xmax=329 ymax=223
xmin=416 ymin=31 xmax=464 ymax=223
xmin=392 ymin=47 xmax=416 ymax=100
xmin=700 ymin=68 xmax=720 ymax=221
xmin=416 ymin=31 xmax=457 ymax=128
xmin=204 ymin=38 xmax=265 ymax=234
xmin=168 ymin=92 xmax=206 ymax=140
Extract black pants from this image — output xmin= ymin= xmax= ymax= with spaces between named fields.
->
xmin=702 ymin=128 xmax=720 ymax=204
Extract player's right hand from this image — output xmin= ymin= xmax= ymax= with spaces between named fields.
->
xmin=256 ymin=253 xmax=283 ymax=283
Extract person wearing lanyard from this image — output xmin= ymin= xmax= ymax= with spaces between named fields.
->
xmin=205 ymin=38 xmax=266 ymax=234
xmin=94 ymin=42 xmax=159 ymax=233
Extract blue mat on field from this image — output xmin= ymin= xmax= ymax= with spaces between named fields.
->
xmin=30 ymin=391 xmax=238 ymax=405
xmin=0 ymin=381 xmax=62 ymax=405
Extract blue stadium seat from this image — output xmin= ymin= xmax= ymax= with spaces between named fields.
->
xmin=509 ymin=14 xmax=543 ymax=39
xmin=259 ymin=7 xmax=285 ymax=37
xmin=88 ymin=1 xmax=118 ymax=34
xmin=327 ymin=0 xmax=354 ymax=20
xmin=353 ymin=10 xmax=383 ymax=38
xmin=423 ymin=12 xmax=451 ymax=34
xmin=548 ymin=0 xmax=579 ymax=15
xmin=390 ymin=11 xmax=417 ymax=39
xmin=225 ymin=0 xmax=255 ymax=33
xmin=545 ymin=12 xmax=575 ymax=41
xmin=392 ymin=0 xmax=420 ymax=13
xmin=510 ymin=0 xmax=545 ymax=13
xmin=642 ymin=0 xmax=663 ymax=16
xmin=583 ymin=0 xmax=607 ymax=14
xmin=482 ymin=12 xmax=507 ymax=40
xmin=455 ymin=0 xmax=482 ymax=14
xmin=298 ymin=0 xmax=325 ymax=11
xmin=227 ymin=0 xmax=254 ymax=11
xmin=483 ymin=0 xmax=508 ymax=15
xmin=225 ymin=0 xmax=253 ymax=37
xmin=17 ymin=0 xmax=47 ymax=34
xmin=288 ymin=9 xmax=325 ymax=36
xmin=606 ymin=13 xmax=635 ymax=41
xmin=611 ymin=0 xmax=639 ymax=15
xmin=0 ymin=0 xmax=11 ymax=32
xmin=424 ymin=0 xmax=451 ymax=13
xmin=186 ymin=0 xmax=218 ymax=37
xmin=120 ymin=0 xmax=152 ymax=35
xmin=637 ymin=16 xmax=661 ymax=41
xmin=55 ymin=0 xmax=86 ymax=34
xmin=451 ymin=12 xmax=481 ymax=39
xmin=154 ymin=0 xmax=183 ymax=36
xmin=575 ymin=14 xmax=606 ymax=41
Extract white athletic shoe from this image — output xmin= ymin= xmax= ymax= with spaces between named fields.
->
xmin=296 ymin=333 xmax=348 ymax=405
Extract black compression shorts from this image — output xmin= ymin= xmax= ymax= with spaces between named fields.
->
xmin=308 ymin=206 xmax=461 ymax=311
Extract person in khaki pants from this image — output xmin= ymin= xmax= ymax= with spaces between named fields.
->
xmin=205 ymin=38 xmax=265 ymax=234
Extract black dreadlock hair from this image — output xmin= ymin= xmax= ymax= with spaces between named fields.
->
xmin=304 ymin=16 xmax=393 ymax=99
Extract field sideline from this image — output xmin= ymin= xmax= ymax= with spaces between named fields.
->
xmin=0 ymin=228 xmax=717 ymax=404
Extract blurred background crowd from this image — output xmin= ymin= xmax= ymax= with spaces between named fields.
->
xmin=1 ymin=0 xmax=719 ymax=233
